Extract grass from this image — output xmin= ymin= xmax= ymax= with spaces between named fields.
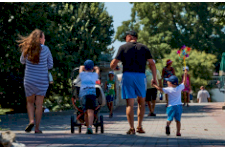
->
xmin=0 ymin=108 xmax=13 ymax=115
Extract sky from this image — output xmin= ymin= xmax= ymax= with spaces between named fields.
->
xmin=104 ymin=2 xmax=133 ymax=57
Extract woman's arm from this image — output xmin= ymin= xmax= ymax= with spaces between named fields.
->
xmin=183 ymin=69 xmax=188 ymax=85
xmin=47 ymin=48 xmax=53 ymax=69
xmin=189 ymin=74 xmax=191 ymax=90
xmin=161 ymin=68 xmax=165 ymax=78
xmin=172 ymin=67 xmax=176 ymax=75
xmin=20 ymin=53 xmax=26 ymax=64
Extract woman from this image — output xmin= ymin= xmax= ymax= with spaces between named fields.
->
xmin=18 ymin=29 xmax=53 ymax=133
xmin=182 ymin=66 xmax=191 ymax=107
xmin=162 ymin=59 xmax=175 ymax=107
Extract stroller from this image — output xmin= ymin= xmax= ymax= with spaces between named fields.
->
xmin=70 ymin=67 xmax=106 ymax=134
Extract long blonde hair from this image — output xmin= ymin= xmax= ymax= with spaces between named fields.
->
xmin=17 ymin=29 xmax=44 ymax=64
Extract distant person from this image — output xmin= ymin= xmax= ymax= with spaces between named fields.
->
xmin=153 ymin=69 xmax=188 ymax=136
xmin=110 ymin=30 xmax=157 ymax=135
xmin=182 ymin=66 xmax=192 ymax=107
xmin=105 ymin=71 xmax=116 ymax=118
xmin=145 ymin=60 xmax=162 ymax=116
xmin=79 ymin=60 xmax=100 ymax=134
xmin=162 ymin=59 xmax=175 ymax=107
xmin=18 ymin=29 xmax=53 ymax=134
xmin=197 ymin=86 xmax=211 ymax=103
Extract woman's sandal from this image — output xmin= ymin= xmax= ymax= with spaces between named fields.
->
xmin=126 ymin=128 xmax=135 ymax=135
xmin=136 ymin=127 xmax=145 ymax=133
xmin=176 ymin=133 xmax=181 ymax=136
xmin=35 ymin=130 xmax=43 ymax=134
xmin=25 ymin=123 xmax=34 ymax=132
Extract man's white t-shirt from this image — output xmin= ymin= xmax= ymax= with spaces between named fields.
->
xmin=79 ymin=72 xmax=98 ymax=98
xmin=197 ymin=90 xmax=210 ymax=103
xmin=162 ymin=83 xmax=185 ymax=107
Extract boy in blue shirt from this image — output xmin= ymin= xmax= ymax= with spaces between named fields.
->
xmin=153 ymin=69 xmax=187 ymax=136
xmin=79 ymin=60 xmax=100 ymax=134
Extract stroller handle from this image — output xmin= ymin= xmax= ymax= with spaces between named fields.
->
xmin=70 ymin=67 xmax=80 ymax=80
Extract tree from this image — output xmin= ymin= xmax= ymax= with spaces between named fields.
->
xmin=155 ymin=49 xmax=217 ymax=101
xmin=115 ymin=2 xmax=225 ymax=62
xmin=0 ymin=2 xmax=114 ymax=111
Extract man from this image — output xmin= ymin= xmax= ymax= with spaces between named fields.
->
xmin=145 ymin=60 xmax=162 ymax=116
xmin=110 ymin=30 xmax=157 ymax=135
xmin=197 ymin=86 xmax=211 ymax=103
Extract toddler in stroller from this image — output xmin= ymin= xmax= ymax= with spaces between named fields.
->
xmin=71 ymin=60 xmax=105 ymax=134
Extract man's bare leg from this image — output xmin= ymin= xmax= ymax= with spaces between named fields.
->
xmin=151 ymin=100 xmax=156 ymax=113
xmin=126 ymin=99 xmax=135 ymax=129
xmin=137 ymin=96 xmax=145 ymax=128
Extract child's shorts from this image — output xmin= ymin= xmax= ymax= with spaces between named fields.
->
xmin=166 ymin=105 xmax=182 ymax=122
xmin=106 ymin=95 xmax=114 ymax=103
xmin=81 ymin=95 xmax=98 ymax=112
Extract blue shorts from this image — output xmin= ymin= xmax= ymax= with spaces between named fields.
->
xmin=106 ymin=95 xmax=114 ymax=102
xmin=121 ymin=72 xmax=146 ymax=99
xmin=166 ymin=105 xmax=182 ymax=122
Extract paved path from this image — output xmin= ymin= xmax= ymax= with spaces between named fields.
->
xmin=1 ymin=102 xmax=225 ymax=147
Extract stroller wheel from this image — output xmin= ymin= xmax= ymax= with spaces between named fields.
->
xmin=100 ymin=115 xmax=104 ymax=133
xmin=95 ymin=125 xmax=98 ymax=133
xmin=79 ymin=125 xmax=82 ymax=133
xmin=71 ymin=115 xmax=75 ymax=133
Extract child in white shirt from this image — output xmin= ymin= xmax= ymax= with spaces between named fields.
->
xmin=153 ymin=69 xmax=187 ymax=136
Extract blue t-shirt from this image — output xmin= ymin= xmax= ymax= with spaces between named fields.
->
xmin=79 ymin=72 xmax=98 ymax=98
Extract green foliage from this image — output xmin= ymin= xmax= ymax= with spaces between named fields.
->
xmin=0 ymin=2 xmax=114 ymax=112
xmin=156 ymin=49 xmax=217 ymax=100
xmin=115 ymin=2 xmax=225 ymax=62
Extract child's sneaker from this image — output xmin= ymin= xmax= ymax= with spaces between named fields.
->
xmin=86 ymin=128 xmax=93 ymax=134
xmin=166 ymin=126 xmax=170 ymax=135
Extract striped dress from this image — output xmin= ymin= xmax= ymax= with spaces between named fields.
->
xmin=20 ymin=44 xmax=53 ymax=97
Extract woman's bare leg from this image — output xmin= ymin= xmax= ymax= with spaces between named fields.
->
xmin=35 ymin=95 xmax=44 ymax=131
xmin=26 ymin=94 xmax=35 ymax=124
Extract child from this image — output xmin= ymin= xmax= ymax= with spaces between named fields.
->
xmin=105 ymin=71 xmax=116 ymax=118
xmin=182 ymin=66 xmax=191 ymax=107
xmin=79 ymin=60 xmax=100 ymax=134
xmin=153 ymin=69 xmax=188 ymax=136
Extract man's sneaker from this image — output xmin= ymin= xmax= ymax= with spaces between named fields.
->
xmin=166 ymin=126 xmax=170 ymax=135
xmin=86 ymin=128 xmax=93 ymax=134
xmin=126 ymin=128 xmax=135 ymax=135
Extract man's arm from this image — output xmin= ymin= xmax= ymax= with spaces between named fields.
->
xmin=110 ymin=59 xmax=120 ymax=70
xmin=207 ymin=91 xmax=211 ymax=102
xmin=208 ymin=97 xmax=211 ymax=102
xmin=158 ymin=79 xmax=162 ymax=88
xmin=147 ymin=59 xmax=157 ymax=85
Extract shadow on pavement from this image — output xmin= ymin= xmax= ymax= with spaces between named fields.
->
xmin=15 ymin=132 xmax=225 ymax=147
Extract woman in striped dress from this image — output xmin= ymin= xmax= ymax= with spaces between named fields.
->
xmin=18 ymin=29 xmax=53 ymax=133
